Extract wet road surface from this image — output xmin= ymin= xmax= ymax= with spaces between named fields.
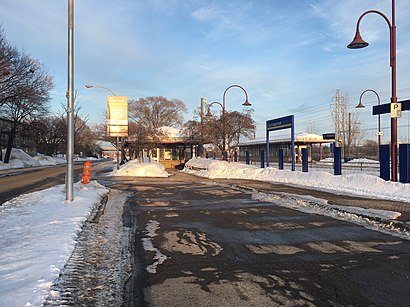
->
xmin=109 ymin=170 xmax=410 ymax=307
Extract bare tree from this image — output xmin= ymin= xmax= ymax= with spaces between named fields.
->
xmin=201 ymin=110 xmax=255 ymax=159
xmin=129 ymin=96 xmax=187 ymax=130
xmin=34 ymin=115 xmax=66 ymax=156
xmin=0 ymin=27 xmax=19 ymax=108
xmin=331 ymin=89 xmax=362 ymax=158
xmin=1 ymin=54 xmax=53 ymax=162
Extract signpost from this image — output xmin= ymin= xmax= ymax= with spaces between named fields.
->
xmin=266 ymin=115 xmax=295 ymax=170
xmin=107 ymin=96 xmax=128 ymax=169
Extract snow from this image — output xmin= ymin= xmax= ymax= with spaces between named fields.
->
xmin=0 ymin=148 xmax=98 ymax=171
xmin=1 ymin=148 xmax=40 ymax=168
xmin=109 ymin=159 xmax=170 ymax=177
xmin=34 ymin=154 xmax=66 ymax=166
xmin=158 ymin=126 xmax=182 ymax=138
xmin=142 ymin=220 xmax=168 ymax=274
xmin=184 ymin=157 xmax=410 ymax=203
xmin=1 ymin=152 xmax=409 ymax=306
xmin=0 ymin=181 xmax=109 ymax=307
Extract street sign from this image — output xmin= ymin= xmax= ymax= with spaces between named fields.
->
xmin=373 ymin=99 xmax=410 ymax=115
xmin=266 ymin=115 xmax=293 ymax=131
xmin=322 ymin=133 xmax=335 ymax=140
xmin=107 ymin=96 xmax=128 ymax=137
xmin=391 ymin=102 xmax=402 ymax=118
xmin=266 ymin=115 xmax=295 ymax=171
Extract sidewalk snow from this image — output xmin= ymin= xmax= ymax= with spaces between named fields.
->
xmin=0 ymin=181 xmax=109 ymax=307
xmin=184 ymin=157 xmax=410 ymax=203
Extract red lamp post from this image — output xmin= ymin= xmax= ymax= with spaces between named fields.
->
xmin=205 ymin=101 xmax=225 ymax=117
xmin=347 ymin=0 xmax=398 ymax=181
xmin=356 ymin=89 xmax=382 ymax=157
xmin=221 ymin=84 xmax=251 ymax=160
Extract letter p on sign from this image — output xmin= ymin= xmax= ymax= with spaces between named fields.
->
xmin=391 ymin=103 xmax=402 ymax=118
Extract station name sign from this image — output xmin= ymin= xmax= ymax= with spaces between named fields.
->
xmin=266 ymin=115 xmax=294 ymax=131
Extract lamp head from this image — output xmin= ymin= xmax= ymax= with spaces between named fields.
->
xmin=85 ymin=85 xmax=93 ymax=88
xmin=205 ymin=108 xmax=212 ymax=117
xmin=347 ymin=31 xmax=369 ymax=49
xmin=355 ymin=101 xmax=365 ymax=108
xmin=242 ymin=99 xmax=252 ymax=106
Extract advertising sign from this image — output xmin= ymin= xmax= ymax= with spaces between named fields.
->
xmin=107 ymin=96 xmax=128 ymax=137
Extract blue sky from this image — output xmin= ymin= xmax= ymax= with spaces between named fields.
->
xmin=1 ymin=0 xmax=410 ymax=141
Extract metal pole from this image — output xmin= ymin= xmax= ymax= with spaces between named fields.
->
xmin=66 ymin=0 xmax=74 ymax=201
xmin=222 ymin=84 xmax=250 ymax=161
xmin=116 ymin=136 xmax=120 ymax=170
xmin=390 ymin=0 xmax=398 ymax=181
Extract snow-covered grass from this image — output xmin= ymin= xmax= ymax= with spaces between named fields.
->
xmin=184 ymin=157 xmax=410 ymax=203
xmin=0 ymin=181 xmax=109 ymax=306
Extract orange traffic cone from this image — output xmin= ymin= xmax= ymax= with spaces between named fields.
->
xmin=81 ymin=160 xmax=93 ymax=184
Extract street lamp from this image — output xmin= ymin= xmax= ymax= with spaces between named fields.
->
xmin=221 ymin=84 xmax=252 ymax=160
xmin=356 ymin=89 xmax=382 ymax=157
xmin=347 ymin=0 xmax=398 ymax=181
xmin=205 ymin=101 xmax=225 ymax=117
xmin=85 ymin=84 xmax=117 ymax=96
xmin=84 ymin=84 xmax=121 ymax=170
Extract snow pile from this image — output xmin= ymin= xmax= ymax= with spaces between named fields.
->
xmin=0 ymin=181 xmax=109 ymax=306
xmin=316 ymin=157 xmax=379 ymax=166
xmin=109 ymin=159 xmax=170 ymax=177
xmin=184 ymin=157 xmax=410 ymax=203
xmin=346 ymin=158 xmax=379 ymax=165
xmin=1 ymin=148 xmax=40 ymax=168
xmin=34 ymin=154 xmax=66 ymax=166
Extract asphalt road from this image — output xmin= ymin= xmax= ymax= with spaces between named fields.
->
xmin=0 ymin=162 xmax=96 ymax=204
xmin=100 ymin=170 xmax=410 ymax=307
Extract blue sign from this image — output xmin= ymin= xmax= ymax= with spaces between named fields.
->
xmin=266 ymin=115 xmax=295 ymax=171
xmin=373 ymin=99 xmax=410 ymax=115
xmin=266 ymin=115 xmax=294 ymax=131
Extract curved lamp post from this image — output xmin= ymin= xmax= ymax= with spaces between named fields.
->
xmin=205 ymin=101 xmax=225 ymax=117
xmin=84 ymin=84 xmax=120 ymax=170
xmin=85 ymin=84 xmax=117 ymax=96
xmin=347 ymin=0 xmax=398 ymax=181
xmin=221 ymin=84 xmax=252 ymax=160
xmin=356 ymin=89 xmax=382 ymax=157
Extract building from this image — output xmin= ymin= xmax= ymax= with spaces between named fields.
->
xmin=0 ymin=117 xmax=38 ymax=158
xmin=124 ymin=126 xmax=199 ymax=168
xmin=238 ymin=133 xmax=335 ymax=163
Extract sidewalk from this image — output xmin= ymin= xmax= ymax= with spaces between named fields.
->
xmin=211 ymin=178 xmax=410 ymax=229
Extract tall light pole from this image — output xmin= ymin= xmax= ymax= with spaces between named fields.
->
xmin=356 ymin=89 xmax=382 ymax=157
xmin=221 ymin=84 xmax=251 ymax=160
xmin=66 ymin=0 xmax=74 ymax=202
xmin=205 ymin=102 xmax=225 ymax=158
xmin=347 ymin=0 xmax=398 ymax=181
xmin=84 ymin=84 xmax=121 ymax=170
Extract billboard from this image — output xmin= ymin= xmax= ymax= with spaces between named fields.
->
xmin=107 ymin=96 xmax=128 ymax=137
